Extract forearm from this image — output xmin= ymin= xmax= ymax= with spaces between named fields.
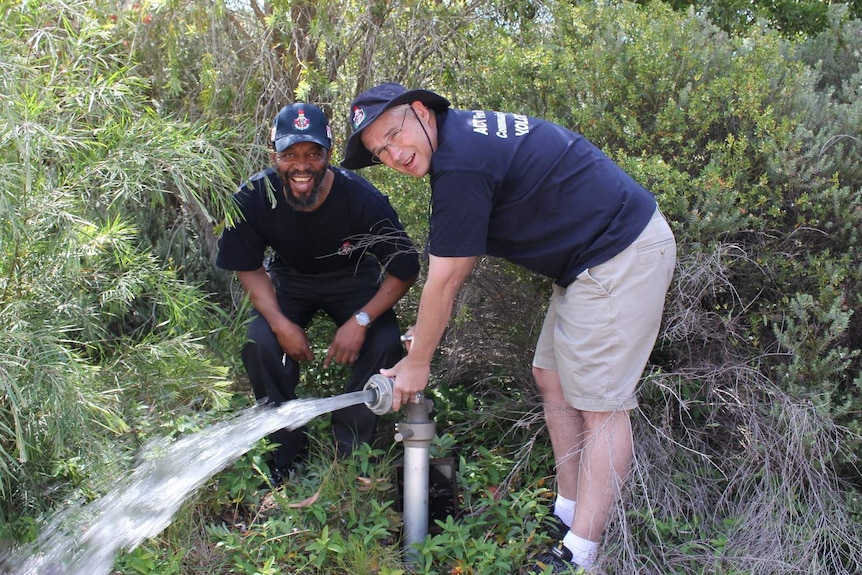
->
xmin=407 ymin=255 xmax=477 ymax=365
xmin=407 ymin=294 xmax=455 ymax=365
xmin=236 ymin=268 xmax=290 ymax=330
xmin=380 ymin=255 xmax=476 ymax=409
xmin=358 ymin=273 xmax=417 ymax=322
xmin=238 ymin=267 xmax=313 ymax=361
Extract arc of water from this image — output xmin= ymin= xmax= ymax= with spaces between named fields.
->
xmin=7 ymin=390 xmax=375 ymax=575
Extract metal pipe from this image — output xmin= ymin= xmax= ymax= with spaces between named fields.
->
xmin=398 ymin=397 xmax=434 ymax=562
xmin=363 ymin=375 xmax=435 ymax=564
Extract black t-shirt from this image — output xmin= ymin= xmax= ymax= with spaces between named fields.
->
xmin=428 ymin=109 xmax=657 ymax=286
xmin=216 ymin=166 xmax=420 ymax=281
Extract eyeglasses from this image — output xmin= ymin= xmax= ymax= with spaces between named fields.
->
xmin=370 ymin=107 xmax=411 ymax=164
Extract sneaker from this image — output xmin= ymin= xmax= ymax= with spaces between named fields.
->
xmin=261 ymin=463 xmax=296 ymax=490
xmin=527 ymin=542 xmax=587 ymax=574
xmin=270 ymin=466 xmax=290 ymax=488
xmin=538 ymin=513 xmax=570 ymax=541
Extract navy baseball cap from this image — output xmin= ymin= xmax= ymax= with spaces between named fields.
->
xmin=341 ymin=82 xmax=450 ymax=170
xmin=270 ymin=103 xmax=332 ymax=152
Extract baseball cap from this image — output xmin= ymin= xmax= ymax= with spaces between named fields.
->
xmin=270 ymin=103 xmax=332 ymax=152
xmin=340 ymin=82 xmax=450 ymax=170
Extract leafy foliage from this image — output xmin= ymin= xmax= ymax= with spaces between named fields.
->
xmin=646 ymin=0 xmax=862 ymax=36
xmin=0 ymin=0 xmax=242 ymax=522
xmin=1 ymin=0 xmax=861 ymax=574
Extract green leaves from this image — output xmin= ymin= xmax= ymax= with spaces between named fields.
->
xmin=1 ymin=1 xmax=861 ymax=573
xmin=0 ymin=0 xmax=241 ymax=521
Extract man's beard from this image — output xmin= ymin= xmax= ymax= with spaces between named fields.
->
xmin=280 ymin=166 xmax=327 ymax=211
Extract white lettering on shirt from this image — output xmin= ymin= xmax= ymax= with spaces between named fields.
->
xmin=495 ymin=112 xmax=508 ymax=138
xmin=472 ymin=111 xmax=488 ymax=135
xmin=513 ymin=114 xmax=530 ymax=137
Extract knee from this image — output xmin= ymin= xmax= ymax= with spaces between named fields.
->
xmin=581 ymin=409 xmax=630 ymax=432
xmin=246 ymin=316 xmax=277 ymax=347
xmin=244 ymin=321 xmax=282 ymax=359
xmin=532 ymin=365 xmax=559 ymax=395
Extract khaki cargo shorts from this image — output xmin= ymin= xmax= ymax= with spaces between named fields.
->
xmin=532 ymin=208 xmax=676 ymax=412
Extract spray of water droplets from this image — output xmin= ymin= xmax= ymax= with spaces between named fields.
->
xmin=4 ymin=390 xmax=374 ymax=575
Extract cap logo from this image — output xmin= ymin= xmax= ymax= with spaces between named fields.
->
xmin=293 ymin=110 xmax=311 ymax=131
xmin=269 ymin=125 xmax=277 ymax=142
xmin=352 ymin=106 xmax=366 ymax=129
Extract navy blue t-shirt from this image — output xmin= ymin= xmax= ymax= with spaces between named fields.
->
xmin=216 ymin=166 xmax=420 ymax=281
xmin=428 ymin=109 xmax=656 ymax=287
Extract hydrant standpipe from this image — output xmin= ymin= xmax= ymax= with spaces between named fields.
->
xmin=363 ymin=375 xmax=435 ymax=563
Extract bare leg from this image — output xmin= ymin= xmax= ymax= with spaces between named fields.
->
xmin=532 ymin=366 xmax=583 ymax=500
xmin=570 ymin=409 xmax=633 ymax=541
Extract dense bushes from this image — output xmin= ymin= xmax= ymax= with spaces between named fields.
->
xmin=440 ymin=2 xmax=862 ymax=572
xmin=458 ymin=0 xmax=862 ymax=462
xmin=0 ymin=0 xmax=860 ymax=573
xmin=0 ymin=1 xmax=241 ymax=523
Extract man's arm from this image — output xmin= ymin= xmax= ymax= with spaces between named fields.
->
xmin=324 ymin=272 xmax=418 ymax=367
xmin=236 ymin=267 xmax=313 ymax=362
xmin=381 ymin=254 xmax=478 ymax=410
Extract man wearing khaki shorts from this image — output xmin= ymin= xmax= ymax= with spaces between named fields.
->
xmin=532 ymin=208 xmax=675 ymax=569
xmin=341 ymin=82 xmax=676 ymax=574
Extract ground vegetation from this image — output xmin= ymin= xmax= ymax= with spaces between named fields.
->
xmin=1 ymin=0 xmax=860 ymax=573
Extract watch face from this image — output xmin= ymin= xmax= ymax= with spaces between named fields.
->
xmin=355 ymin=312 xmax=371 ymax=327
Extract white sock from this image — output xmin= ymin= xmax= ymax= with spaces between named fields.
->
xmin=553 ymin=494 xmax=576 ymax=527
xmin=562 ymin=531 xmax=598 ymax=569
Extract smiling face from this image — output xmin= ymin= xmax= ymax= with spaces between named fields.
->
xmin=360 ymin=102 xmax=437 ymax=177
xmin=272 ymin=141 xmax=332 ymax=211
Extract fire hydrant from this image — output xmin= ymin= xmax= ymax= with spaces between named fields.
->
xmin=364 ymin=374 xmax=435 ymax=562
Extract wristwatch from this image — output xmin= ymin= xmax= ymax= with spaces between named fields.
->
xmin=354 ymin=311 xmax=372 ymax=328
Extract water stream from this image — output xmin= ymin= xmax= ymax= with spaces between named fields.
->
xmin=3 ymin=389 xmax=375 ymax=575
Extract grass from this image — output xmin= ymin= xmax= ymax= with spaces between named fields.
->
xmin=108 ymin=406 xmax=558 ymax=575
xmin=102 ymin=369 xmax=862 ymax=575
